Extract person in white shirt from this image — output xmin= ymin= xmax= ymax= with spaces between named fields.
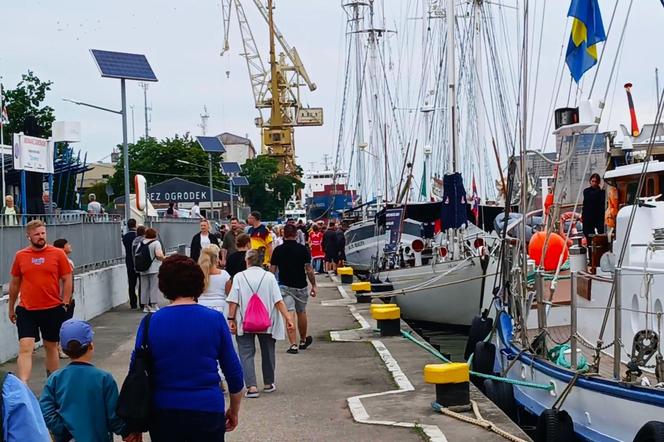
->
xmin=86 ymin=193 xmax=103 ymax=216
xmin=227 ymin=249 xmax=293 ymax=397
xmin=191 ymin=201 xmax=202 ymax=219
xmin=198 ymin=244 xmax=231 ymax=316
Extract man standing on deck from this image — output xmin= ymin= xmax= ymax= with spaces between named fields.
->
xmin=7 ymin=220 xmax=73 ymax=381
xmin=270 ymin=224 xmax=317 ymax=354
xmin=122 ymin=219 xmax=139 ymax=309
xmin=247 ymin=211 xmax=273 ymax=267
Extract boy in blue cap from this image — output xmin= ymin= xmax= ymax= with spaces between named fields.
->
xmin=39 ymin=319 xmax=137 ymax=442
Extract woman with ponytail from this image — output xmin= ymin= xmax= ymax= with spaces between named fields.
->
xmin=198 ymin=244 xmax=231 ymax=316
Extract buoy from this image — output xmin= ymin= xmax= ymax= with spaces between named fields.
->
xmin=528 ymin=231 xmax=569 ymax=271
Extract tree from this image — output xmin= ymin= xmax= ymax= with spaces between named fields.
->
xmin=240 ymin=155 xmax=303 ymax=220
xmin=108 ymin=134 xmax=227 ymax=196
xmin=1 ymin=70 xmax=55 ymax=140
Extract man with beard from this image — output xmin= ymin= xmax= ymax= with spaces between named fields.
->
xmin=8 ymin=220 xmax=73 ymax=382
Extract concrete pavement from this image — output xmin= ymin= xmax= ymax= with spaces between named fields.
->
xmin=2 ymin=275 xmax=530 ymax=441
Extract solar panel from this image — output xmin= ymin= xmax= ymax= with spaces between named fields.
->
xmin=221 ymin=162 xmax=241 ymax=174
xmin=90 ymin=49 xmax=158 ymax=82
xmin=196 ymin=136 xmax=226 ymax=153
xmin=231 ymin=176 xmax=249 ymax=186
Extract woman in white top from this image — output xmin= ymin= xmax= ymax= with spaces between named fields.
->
xmin=227 ymin=249 xmax=294 ymax=398
xmin=198 ymin=244 xmax=231 ymax=316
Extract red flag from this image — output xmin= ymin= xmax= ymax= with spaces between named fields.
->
xmin=471 ymin=175 xmax=480 ymax=225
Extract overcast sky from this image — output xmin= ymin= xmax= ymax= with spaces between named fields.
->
xmin=1 ymin=1 xmax=663 ymax=173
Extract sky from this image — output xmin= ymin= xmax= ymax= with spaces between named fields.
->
xmin=1 ymin=0 xmax=663 ymax=176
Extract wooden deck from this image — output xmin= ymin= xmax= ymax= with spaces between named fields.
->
xmin=526 ymin=325 xmax=659 ymax=384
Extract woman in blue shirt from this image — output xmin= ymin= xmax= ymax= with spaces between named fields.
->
xmin=131 ymin=254 xmax=244 ymax=441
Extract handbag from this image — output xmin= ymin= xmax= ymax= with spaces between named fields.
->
xmin=241 ymin=272 xmax=271 ymax=333
xmin=117 ymin=313 xmax=153 ymax=432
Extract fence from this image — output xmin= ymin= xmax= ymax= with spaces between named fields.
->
xmin=0 ymin=216 xmax=201 ymax=287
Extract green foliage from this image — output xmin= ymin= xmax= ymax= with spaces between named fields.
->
xmin=240 ymin=155 xmax=303 ymax=220
xmin=108 ymin=134 xmax=227 ymax=196
xmin=1 ymin=71 xmax=55 ymax=139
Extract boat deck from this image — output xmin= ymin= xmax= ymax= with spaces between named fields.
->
xmin=526 ymin=325 xmax=659 ymax=385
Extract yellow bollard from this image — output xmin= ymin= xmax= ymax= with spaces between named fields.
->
xmin=371 ymin=306 xmax=401 ymax=336
xmin=423 ymin=363 xmax=470 ymax=408
xmin=336 ymin=266 xmax=354 ymax=284
xmin=351 ymin=281 xmax=372 ymax=303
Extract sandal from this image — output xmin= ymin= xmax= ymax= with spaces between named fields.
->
xmin=245 ymin=388 xmax=260 ymax=398
xmin=299 ymin=336 xmax=313 ymax=350
xmin=286 ymin=344 xmax=299 ymax=354
xmin=263 ymin=384 xmax=276 ymax=393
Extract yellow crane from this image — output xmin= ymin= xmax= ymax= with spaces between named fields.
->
xmin=221 ymin=0 xmax=322 ymax=176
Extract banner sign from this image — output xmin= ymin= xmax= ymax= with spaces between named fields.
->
xmin=384 ymin=208 xmax=404 ymax=252
xmin=13 ymin=133 xmax=55 ymax=173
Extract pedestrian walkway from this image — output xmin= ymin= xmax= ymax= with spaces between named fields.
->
xmin=2 ymin=276 xmax=529 ymax=441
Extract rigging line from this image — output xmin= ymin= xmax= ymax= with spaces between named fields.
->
xmin=546 ymin=0 xmax=637 ymax=284
xmin=603 ymin=40 xmax=627 ymax=133
xmin=587 ymin=0 xmax=620 ymax=99
xmin=526 ymin=0 xmax=546 ymax=149
xmin=538 ymin=18 xmax=572 ymax=153
xmin=333 ymin=23 xmax=355 ymax=181
xmin=483 ymin=4 xmax=518 ymax=158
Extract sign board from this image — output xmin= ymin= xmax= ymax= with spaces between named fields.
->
xmin=384 ymin=208 xmax=404 ymax=252
xmin=52 ymin=121 xmax=82 ymax=143
xmin=13 ymin=133 xmax=55 ymax=173
xmin=114 ymin=178 xmax=233 ymax=205
xmin=296 ymin=107 xmax=324 ymax=126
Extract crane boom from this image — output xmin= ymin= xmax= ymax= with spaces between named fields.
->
xmin=220 ymin=0 xmax=232 ymax=55
xmin=250 ymin=0 xmax=317 ymax=92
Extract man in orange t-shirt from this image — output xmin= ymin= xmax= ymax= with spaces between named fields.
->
xmin=8 ymin=220 xmax=73 ymax=382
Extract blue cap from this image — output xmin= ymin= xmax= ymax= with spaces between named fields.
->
xmin=59 ymin=319 xmax=94 ymax=349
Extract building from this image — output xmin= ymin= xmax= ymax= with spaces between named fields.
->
xmin=216 ymin=132 xmax=256 ymax=166
xmin=79 ymin=162 xmax=115 ymax=190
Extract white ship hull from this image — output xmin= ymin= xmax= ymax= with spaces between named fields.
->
xmin=383 ymin=256 xmax=498 ymax=326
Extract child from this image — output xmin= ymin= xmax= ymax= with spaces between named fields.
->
xmin=39 ymin=319 xmax=136 ymax=442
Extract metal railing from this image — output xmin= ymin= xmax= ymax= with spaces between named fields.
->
xmin=1 ymin=212 xmax=123 ymax=227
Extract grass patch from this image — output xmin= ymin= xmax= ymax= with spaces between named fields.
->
xmin=412 ymin=423 xmax=430 ymax=441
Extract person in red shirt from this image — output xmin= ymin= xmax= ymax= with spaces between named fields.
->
xmin=308 ymin=224 xmax=324 ymax=273
xmin=8 ymin=220 xmax=73 ymax=382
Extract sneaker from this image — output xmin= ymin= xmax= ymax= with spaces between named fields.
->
xmin=149 ymin=305 xmax=160 ymax=312
xmin=245 ymin=389 xmax=260 ymax=398
xmin=143 ymin=306 xmax=150 ymax=313
xmin=58 ymin=348 xmax=68 ymax=359
xmin=263 ymin=384 xmax=276 ymax=393
xmin=286 ymin=344 xmax=299 ymax=354
xmin=299 ymin=336 xmax=313 ymax=350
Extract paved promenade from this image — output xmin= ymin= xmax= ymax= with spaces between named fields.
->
xmin=2 ymin=276 xmax=530 ymax=441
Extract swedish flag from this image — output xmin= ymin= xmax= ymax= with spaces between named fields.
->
xmin=565 ymin=0 xmax=606 ymax=83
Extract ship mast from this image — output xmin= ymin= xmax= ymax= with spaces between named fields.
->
xmin=446 ymin=0 xmax=458 ymax=174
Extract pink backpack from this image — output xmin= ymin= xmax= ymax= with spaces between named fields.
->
xmin=241 ymin=272 xmax=271 ymax=333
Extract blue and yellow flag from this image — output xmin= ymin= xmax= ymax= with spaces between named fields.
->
xmin=565 ymin=0 xmax=606 ymax=83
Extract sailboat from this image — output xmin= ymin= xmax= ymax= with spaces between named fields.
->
xmin=337 ymin=0 xmax=506 ymax=327
xmin=478 ymin=1 xmax=664 ymax=439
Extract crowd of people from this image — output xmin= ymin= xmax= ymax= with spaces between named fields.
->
xmin=3 ymin=211 xmax=347 ymax=441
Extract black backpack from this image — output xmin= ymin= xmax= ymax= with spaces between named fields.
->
xmin=134 ymin=240 xmax=156 ymax=272
xmin=117 ymin=313 xmax=153 ymax=432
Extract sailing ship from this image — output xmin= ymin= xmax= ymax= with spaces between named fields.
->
xmin=467 ymin=1 xmax=664 ymax=439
